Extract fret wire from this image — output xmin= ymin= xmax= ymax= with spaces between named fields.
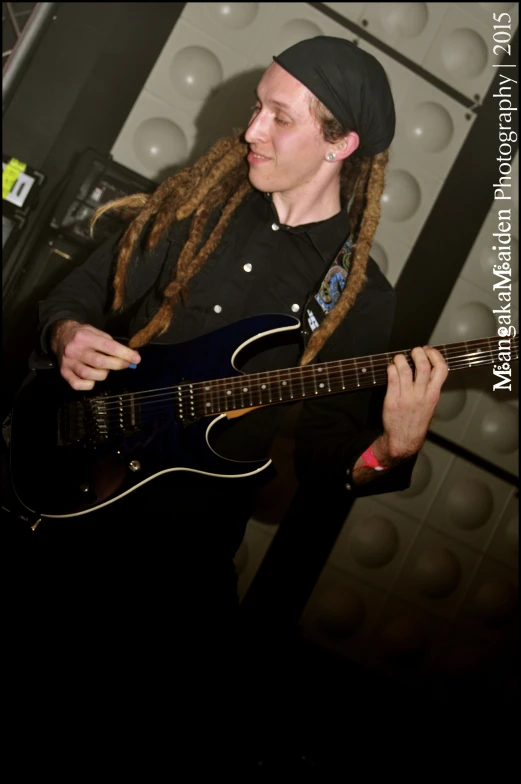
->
xmin=259 ymin=371 xmax=266 ymax=405
xmin=94 ymin=337 xmax=517 ymax=407
xmin=107 ymin=354 xmax=496 ymax=413
xmin=288 ymin=370 xmax=293 ymax=400
xmin=339 ymin=359 xmax=346 ymax=390
xmin=368 ymin=354 xmax=376 ymax=385
xmin=100 ymin=347 xmax=511 ymax=414
xmin=280 ymin=368 xmax=290 ymax=400
xmin=325 ymin=362 xmax=331 ymax=393
xmin=104 ymin=350 xmax=515 ymax=421
xmin=95 ymin=339 xmax=518 ymax=414
xmin=316 ymin=365 xmax=327 ymax=394
xmin=353 ymin=356 xmax=360 ymax=387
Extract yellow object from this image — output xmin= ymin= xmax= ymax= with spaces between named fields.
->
xmin=2 ymin=158 xmax=27 ymax=200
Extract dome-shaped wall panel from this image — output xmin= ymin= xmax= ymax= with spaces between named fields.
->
xmin=423 ymin=4 xmax=513 ymax=102
xmin=429 ymin=626 xmax=502 ymax=689
xmin=377 ymin=155 xmax=445 ymax=246
xmin=322 ymin=2 xmax=366 ymax=24
xmin=429 ymin=367 xmax=490 ymax=444
xmin=356 ymin=36 xmax=417 ymax=112
xmin=485 ymin=494 xmax=519 ymax=571
xmin=424 ymin=457 xmax=516 ymax=552
xmin=456 ymin=2 xmax=519 ymax=31
xmin=248 ymin=2 xmax=359 ymax=66
xmin=327 ymin=496 xmax=421 ymax=592
xmin=428 ymin=275 xmax=518 ymax=471
xmin=429 ymin=276 xmax=506 ymax=347
xmin=364 ymin=594 xmax=448 ymax=684
xmin=180 ymin=2 xmax=277 ymax=58
xmin=391 ymin=81 xmax=476 ymax=179
xmin=369 ymin=230 xmax=413 ymax=286
xmin=144 ymin=19 xmax=249 ymax=126
xmin=459 ymin=201 xmax=519 ymax=312
xmin=359 ymin=2 xmax=450 ymax=64
xmin=460 ymin=390 xmax=519 ymax=476
xmin=111 ymin=91 xmax=197 ymax=182
xmin=374 ymin=440 xmax=456 ymax=523
xmin=298 ymin=563 xmax=388 ymax=666
xmin=390 ymin=524 xmax=482 ymax=620
xmin=430 ymin=371 xmax=518 ymax=476
xmin=452 ymin=554 xmax=518 ymax=645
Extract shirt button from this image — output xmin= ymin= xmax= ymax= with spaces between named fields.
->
xmin=243 ymin=263 xmax=252 ymax=272
xmin=345 ymin=483 xmax=352 ymax=491
xmin=213 ymin=304 xmax=222 ymax=313
xmin=271 ymin=223 xmax=279 ymax=231
xmin=291 ymin=304 xmax=300 ymax=313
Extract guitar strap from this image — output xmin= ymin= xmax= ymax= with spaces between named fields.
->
xmin=301 ymin=235 xmax=355 ymax=349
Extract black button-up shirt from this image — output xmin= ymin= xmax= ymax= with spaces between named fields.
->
xmin=38 ymin=188 xmax=415 ymax=496
xmin=129 ymin=189 xmax=351 ymax=348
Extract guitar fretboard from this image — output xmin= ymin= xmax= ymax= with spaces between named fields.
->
xmin=183 ymin=335 xmax=519 ymax=418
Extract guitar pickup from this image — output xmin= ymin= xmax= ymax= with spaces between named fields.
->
xmin=58 ymin=400 xmax=87 ymax=445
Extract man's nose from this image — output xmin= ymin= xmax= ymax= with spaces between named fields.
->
xmin=245 ymin=111 xmax=267 ymax=144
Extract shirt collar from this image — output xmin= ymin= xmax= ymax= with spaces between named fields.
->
xmin=262 ymin=191 xmax=350 ymax=263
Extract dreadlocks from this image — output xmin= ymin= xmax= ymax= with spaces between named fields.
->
xmin=90 ymin=98 xmax=389 ymax=362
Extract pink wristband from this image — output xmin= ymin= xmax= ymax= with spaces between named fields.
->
xmin=353 ymin=445 xmax=389 ymax=473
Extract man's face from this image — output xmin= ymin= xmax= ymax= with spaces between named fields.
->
xmin=244 ymin=62 xmax=331 ymax=197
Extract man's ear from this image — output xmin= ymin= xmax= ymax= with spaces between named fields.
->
xmin=335 ymin=131 xmax=360 ymax=160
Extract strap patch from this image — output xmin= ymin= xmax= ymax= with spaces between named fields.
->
xmin=305 ymin=238 xmax=354 ymax=334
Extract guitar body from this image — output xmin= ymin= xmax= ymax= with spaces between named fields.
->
xmin=9 ymin=312 xmax=516 ymax=525
xmin=9 ymin=314 xmax=300 ymax=519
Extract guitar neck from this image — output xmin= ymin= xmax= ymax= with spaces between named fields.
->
xmin=197 ymin=335 xmax=519 ymax=416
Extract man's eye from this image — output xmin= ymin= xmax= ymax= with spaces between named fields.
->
xmin=275 ymin=117 xmax=290 ymax=126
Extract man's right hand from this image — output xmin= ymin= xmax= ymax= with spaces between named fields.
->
xmin=50 ymin=319 xmax=141 ymax=391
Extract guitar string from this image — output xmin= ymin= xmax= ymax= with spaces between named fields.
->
xmin=84 ymin=353 xmax=516 ymax=431
xmin=88 ymin=356 xmax=516 ymax=437
xmin=88 ymin=356 xmax=518 ymax=427
xmin=82 ymin=339 xmax=516 ymax=408
xmin=85 ymin=344 xmax=516 ymax=413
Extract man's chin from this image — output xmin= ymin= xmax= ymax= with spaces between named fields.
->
xmin=247 ymin=170 xmax=272 ymax=193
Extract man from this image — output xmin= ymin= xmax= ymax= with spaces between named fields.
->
xmin=30 ymin=37 xmax=447 ymax=709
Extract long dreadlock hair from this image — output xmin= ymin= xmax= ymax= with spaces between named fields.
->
xmin=90 ymin=97 xmax=389 ymax=365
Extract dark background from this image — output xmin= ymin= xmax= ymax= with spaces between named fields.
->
xmin=2 ymin=4 xmax=519 ymax=725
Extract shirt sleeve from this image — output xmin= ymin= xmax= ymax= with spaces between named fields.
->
xmin=37 ymin=231 xmax=125 ymax=353
xmin=293 ymin=265 xmax=416 ymax=497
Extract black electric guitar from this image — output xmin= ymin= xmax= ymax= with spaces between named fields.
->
xmin=7 ymin=314 xmax=518 ymax=525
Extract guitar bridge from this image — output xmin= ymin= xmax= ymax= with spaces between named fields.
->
xmin=58 ymin=400 xmax=87 ymax=445
xmin=58 ymin=392 xmax=141 ymax=445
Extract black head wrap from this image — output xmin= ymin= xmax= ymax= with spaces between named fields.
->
xmin=273 ymin=36 xmax=395 ymax=156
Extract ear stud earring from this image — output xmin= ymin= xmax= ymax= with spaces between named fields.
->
xmin=326 ymin=152 xmax=336 ymax=161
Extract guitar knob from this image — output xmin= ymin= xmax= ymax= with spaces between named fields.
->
xmin=78 ymin=483 xmax=97 ymax=504
xmin=129 ymin=460 xmax=141 ymax=472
